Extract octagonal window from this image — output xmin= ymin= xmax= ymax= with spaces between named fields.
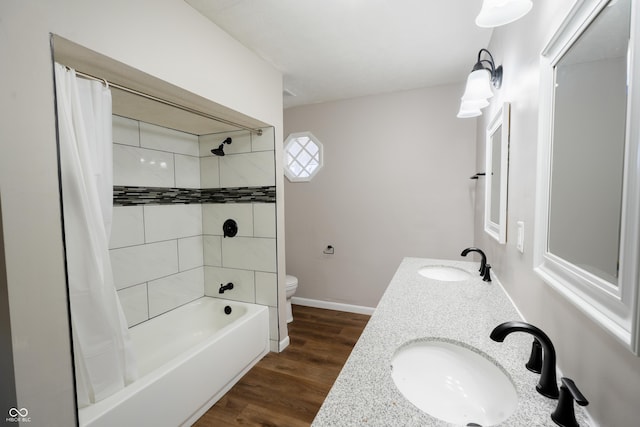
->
xmin=284 ymin=132 xmax=324 ymax=182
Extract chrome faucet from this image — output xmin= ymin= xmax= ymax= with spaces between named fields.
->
xmin=460 ymin=247 xmax=487 ymax=276
xmin=490 ymin=321 xmax=559 ymax=399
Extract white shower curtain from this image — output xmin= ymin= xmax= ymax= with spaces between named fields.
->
xmin=54 ymin=63 xmax=137 ymax=406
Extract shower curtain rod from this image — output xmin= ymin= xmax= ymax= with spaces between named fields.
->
xmin=74 ymin=70 xmax=263 ymax=136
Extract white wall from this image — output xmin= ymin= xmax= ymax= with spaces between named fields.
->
xmin=284 ymin=84 xmax=476 ymax=308
xmin=473 ymin=1 xmax=640 ymax=426
xmin=0 ymin=197 xmax=17 ymax=419
xmin=0 ymin=1 xmax=283 ymax=425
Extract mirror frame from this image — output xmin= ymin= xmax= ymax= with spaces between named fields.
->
xmin=534 ymin=0 xmax=640 ymax=354
xmin=484 ymin=103 xmax=510 ymax=244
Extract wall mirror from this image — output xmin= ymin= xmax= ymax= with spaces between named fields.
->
xmin=485 ymin=103 xmax=510 ymax=244
xmin=535 ymin=0 xmax=640 ymax=354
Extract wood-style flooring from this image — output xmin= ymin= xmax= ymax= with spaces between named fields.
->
xmin=194 ymin=304 xmax=370 ymax=427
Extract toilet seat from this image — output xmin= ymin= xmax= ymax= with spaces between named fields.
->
xmin=286 ymin=274 xmax=298 ymax=289
xmin=287 ymin=274 xmax=298 ymax=291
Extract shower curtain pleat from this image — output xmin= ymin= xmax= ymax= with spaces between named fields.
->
xmin=54 ymin=63 xmax=137 ymax=407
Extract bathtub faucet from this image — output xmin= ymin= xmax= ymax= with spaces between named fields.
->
xmin=219 ymin=282 xmax=234 ymax=294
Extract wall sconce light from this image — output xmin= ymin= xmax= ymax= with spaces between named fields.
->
xmin=457 ymin=49 xmax=503 ymax=119
xmin=476 ymin=0 xmax=533 ymax=28
xmin=457 ymin=99 xmax=489 ymax=118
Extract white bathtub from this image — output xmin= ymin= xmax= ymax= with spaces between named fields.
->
xmin=78 ymin=297 xmax=270 ymax=427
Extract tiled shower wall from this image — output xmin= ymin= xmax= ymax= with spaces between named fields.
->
xmin=109 ymin=115 xmax=278 ymax=344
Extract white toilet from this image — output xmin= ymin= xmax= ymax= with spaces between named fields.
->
xmin=285 ymin=275 xmax=299 ymax=323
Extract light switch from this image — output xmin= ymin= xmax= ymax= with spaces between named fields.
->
xmin=516 ymin=221 xmax=525 ymax=253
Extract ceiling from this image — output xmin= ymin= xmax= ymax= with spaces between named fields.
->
xmin=185 ymin=0 xmax=493 ymax=109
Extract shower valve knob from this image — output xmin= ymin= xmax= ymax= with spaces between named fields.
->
xmin=223 ymin=219 xmax=238 ymax=238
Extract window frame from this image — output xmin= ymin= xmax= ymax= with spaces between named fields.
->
xmin=283 ymin=131 xmax=324 ymax=182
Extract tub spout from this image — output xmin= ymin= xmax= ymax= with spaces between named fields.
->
xmin=219 ymin=282 xmax=234 ymax=294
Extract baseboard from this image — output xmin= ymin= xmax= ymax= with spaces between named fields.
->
xmin=291 ymin=297 xmax=376 ymax=315
xmin=278 ymin=335 xmax=290 ymax=352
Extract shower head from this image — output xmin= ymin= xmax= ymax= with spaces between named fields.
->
xmin=211 ymin=144 xmax=226 ymax=156
xmin=210 ymin=137 xmax=232 ymax=156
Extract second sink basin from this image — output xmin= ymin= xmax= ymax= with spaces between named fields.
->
xmin=391 ymin=339 xmax=518 ymax=426
xmin=418 ymin=265 xmax=472 ymax=281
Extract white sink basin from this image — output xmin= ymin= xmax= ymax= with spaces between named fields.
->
xmin=418 ymin=265 xmax=472 ymax=281
xmin=391 ymin=339 xmax=518 ymax=426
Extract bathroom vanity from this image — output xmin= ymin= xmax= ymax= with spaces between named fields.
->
xmin=312 ymin=257 xmax=589 ymax=426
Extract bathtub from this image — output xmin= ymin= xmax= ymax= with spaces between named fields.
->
xmin=78 ymin=297 xmax=270 ymax=427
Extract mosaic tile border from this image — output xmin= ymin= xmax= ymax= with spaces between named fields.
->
xmin=113 ymin=185 xmax=276 ymax=206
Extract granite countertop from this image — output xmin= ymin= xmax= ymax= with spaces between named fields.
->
xmin=312 ymin=257 xmax=589 ymax=427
